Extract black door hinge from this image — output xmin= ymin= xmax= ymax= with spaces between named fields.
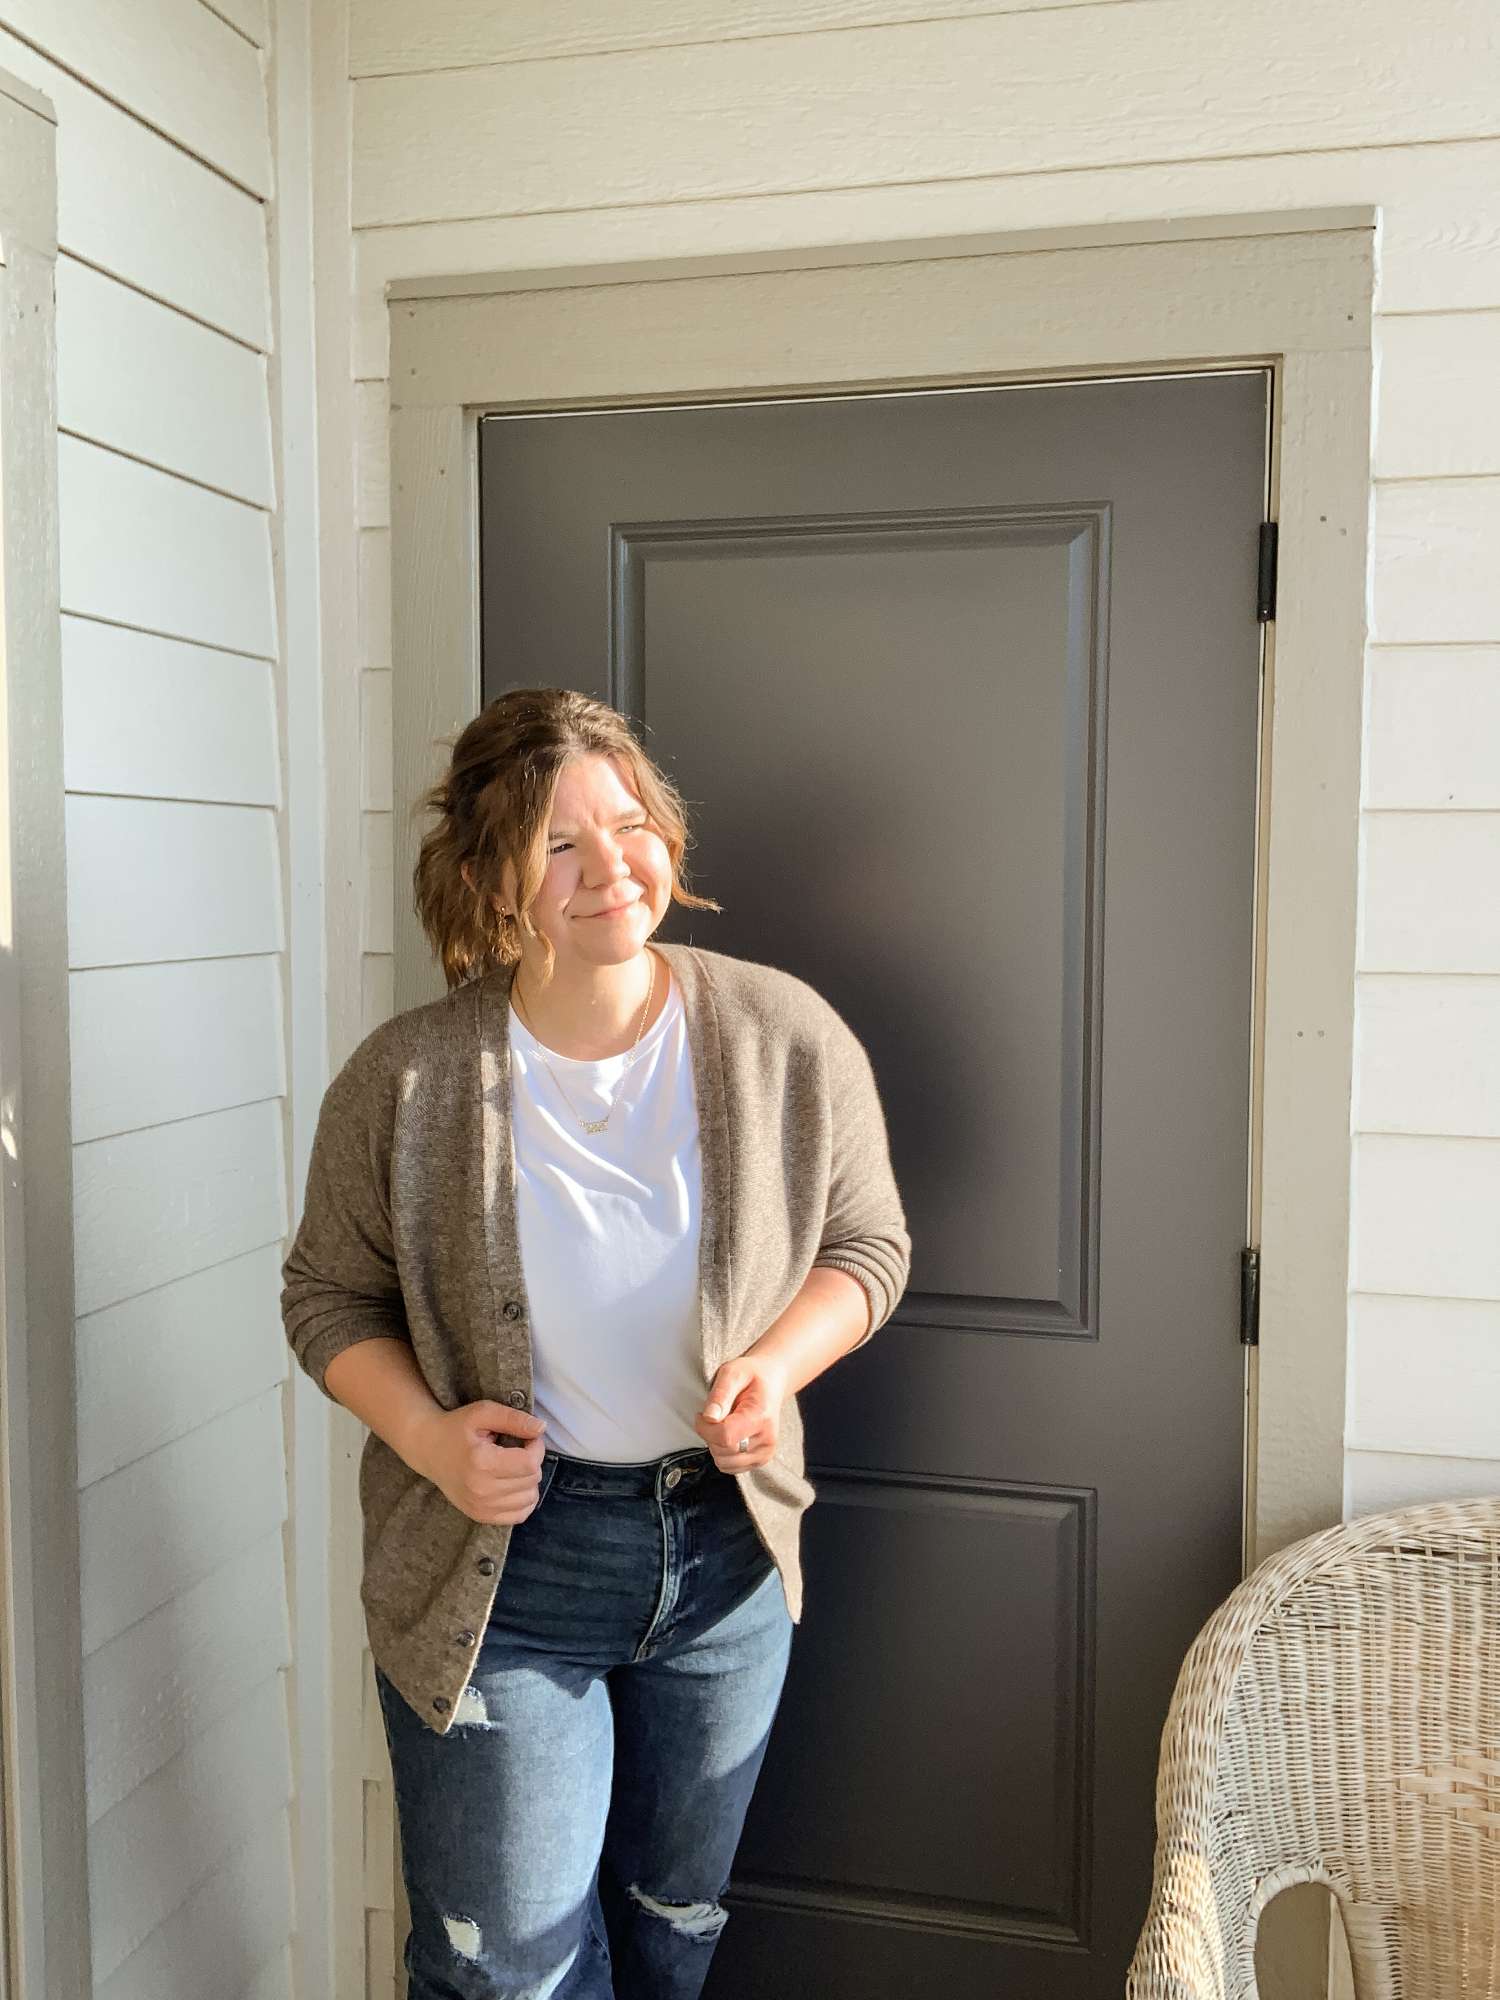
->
xmin=1256 ymin=522 xmax=1279 ymax=623
xmin=1240 ymin=1247 xmax=1261 ymax=1346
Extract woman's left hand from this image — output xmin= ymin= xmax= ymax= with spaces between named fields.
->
xmin=694 ymin=1353 xmax=789 ymax=1472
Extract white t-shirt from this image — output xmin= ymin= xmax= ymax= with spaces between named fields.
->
xmin=506 ymin=960 xmax=708 ymax=1462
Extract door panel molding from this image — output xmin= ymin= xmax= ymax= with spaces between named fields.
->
xmin=388 ymin=207 xmax=1373 ymax=1583
xmin=610 ymin=498 xmax=1108 ymax=1343
xmin=732 ymin=1465 xmax=1095 ymax=1947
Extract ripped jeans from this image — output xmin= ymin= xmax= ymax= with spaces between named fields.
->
xmin=375 ymin=1444 xmax=795 ymax=1999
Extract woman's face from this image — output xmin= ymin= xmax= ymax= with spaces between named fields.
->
xmin=502 ymin=753 xmax=674 ymax=973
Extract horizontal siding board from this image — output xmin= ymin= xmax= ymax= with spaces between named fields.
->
xmin=0 ymin=26 xmax=269 ymax=347
xmin=1377 ymin=169 xmax=1500 ymax=313
xmin=57 ymin=259 xmax=274 ymax=506
xmin=351 ymin=3 xmax=1500 ymax=228
xmin=87 ymin=1675 xmax=292 ymax=1983
xmin=58 ymin=437 xmax=276 ymax=657
xmin=1347 ymin=1448 xmax=1500 ymax=1515
xmin=1364 ymin=647 xmax=1500 ymax=809
xmin=70 ymin=957 xmax=284 ymax=1143
xmin=95 ymin=1812 xmax=293 ymax=2000
xmin=71 ymin=1099 xmax=286 ymax=1318
xmin=62 ymin=617 xmax=280 ymax=808
xmin=353 ymin=0 xmax=1138 ymax=76
xmin=1351 ymin=1132 xmax=1500 ymax=1301
xmin=1358 ymin=812 xmax=1500 ymax=973
xmin=1349 ymin=1294 xmax=1500 ymax=1459
xmin=351 ymin=139 xmax=1500 ymax=378
xmin=65 ymin=796 xmax=282 ymax=969
xmin=75 ymin=1243 xmax=287 ymax=1486
xmin=83 ymin=1531 xmax=290 ymax=1823
xmin=1374 ymin=312 xmax=1500 ymax=479
xmin=1354 ymin=973 xmax=1500 ymax=1137
xmin=1372 ymin=477 xmax=1500 ymax=645
xmin=4 ymin=0 xmax=270 ymax=194
xmin=79 ymin=1385 xmax=287 ymax=1656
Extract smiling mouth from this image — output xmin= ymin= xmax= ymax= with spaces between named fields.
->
xmin=582 ymin=901 xmax=639 ymax=918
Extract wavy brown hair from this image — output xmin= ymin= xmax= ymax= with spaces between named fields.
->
xmin=412 ymin=687 xmax=721 ymax=991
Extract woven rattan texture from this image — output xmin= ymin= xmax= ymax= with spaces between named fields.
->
xmin=1127 ymin=1497 xmax=1500 ymax=1999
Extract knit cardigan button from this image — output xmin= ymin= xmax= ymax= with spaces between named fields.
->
xmin=456 ymin=1630 xmax=476 ymax=1648
xmin=476 ymin=1556 xmax=496 ymax=1576
xmin=432 ymin=1695 xmax=450 ymax=1712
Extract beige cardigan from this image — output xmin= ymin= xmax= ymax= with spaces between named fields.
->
xmin=281 ymin=940 xmax=911 ymax=1734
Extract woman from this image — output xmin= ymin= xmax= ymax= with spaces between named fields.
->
xmin=281 ymin=687 xmax=911 ymax=1999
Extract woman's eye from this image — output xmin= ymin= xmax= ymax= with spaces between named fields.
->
xmin=548 ymin=822 xmax=647 ymax=854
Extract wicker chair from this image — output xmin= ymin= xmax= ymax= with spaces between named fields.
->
xmin=1127 ymin=1496 xmax=1500 ymax=2000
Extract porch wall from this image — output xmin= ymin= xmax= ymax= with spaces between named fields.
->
xmin=310 ymin=0 xmax=1500 ymax=1990
xmin=3 ymin=3 xmax=298 ymax=1995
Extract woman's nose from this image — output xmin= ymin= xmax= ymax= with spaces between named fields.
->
xmin=584 ymin=834 xmax=631 ymax=878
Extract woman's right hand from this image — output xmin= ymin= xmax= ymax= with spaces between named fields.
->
xmin=403 ymin=1401 xmax=549 ymax=1525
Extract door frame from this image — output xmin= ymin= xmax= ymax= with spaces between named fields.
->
xmin=0 ymin=64 xmax=93 ymax=2000
xmin=383 ymin=206 xmax=1374 ymax=1575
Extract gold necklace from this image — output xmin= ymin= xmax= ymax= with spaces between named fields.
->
xmin=511 ymin=952 xmax=657 ymax=1136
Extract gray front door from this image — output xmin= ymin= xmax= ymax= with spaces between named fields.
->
xmin=477 ymin=371 xmax=1267 ymax=1998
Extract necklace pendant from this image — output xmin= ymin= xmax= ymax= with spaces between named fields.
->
xmin=581 ymin=1114 xmax=611 ymax=1134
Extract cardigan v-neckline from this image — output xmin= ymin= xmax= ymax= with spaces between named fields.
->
xmin=474 ymin=940 xmax=733 ymax=1398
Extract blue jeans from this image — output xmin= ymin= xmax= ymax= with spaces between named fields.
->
xmin=375 ymin=1443 xmax=795 ymax=1999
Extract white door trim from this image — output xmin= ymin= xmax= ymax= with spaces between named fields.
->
xmin=384 ymin=209 xmax=1373 ymax=1573
xmin=0 ymin=65 xmax=93 ymax=2000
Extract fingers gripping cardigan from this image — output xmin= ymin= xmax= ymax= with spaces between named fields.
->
xmin=281 ymin=941 xmax=912 ymax=1734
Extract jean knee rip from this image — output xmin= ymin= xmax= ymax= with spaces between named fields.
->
xmin=453 ymin=1684 xmax=495 ymax=1728
xmin=626 ymin=1885 xmax=728 ymax=1940
xmin=442 ymin=1914 xmax=482 ymax=1961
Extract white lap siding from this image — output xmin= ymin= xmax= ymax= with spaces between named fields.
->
xmin=1 ymin=0 xmax=298 ymax=1993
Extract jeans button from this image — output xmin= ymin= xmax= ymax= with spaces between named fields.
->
xmin=664 ymin=1466 xmax=682 ymax=1490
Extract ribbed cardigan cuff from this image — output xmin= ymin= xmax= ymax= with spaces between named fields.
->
xmin=291 ymin=1312 xmax=412 ymax=1403
xmin=810 ymin=1254 xmax=888 ymax=1350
